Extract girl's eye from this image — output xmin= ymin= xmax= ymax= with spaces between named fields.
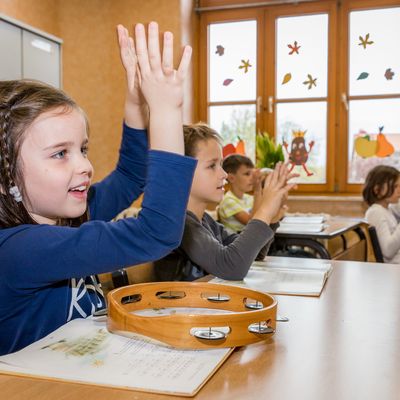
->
xmin=52 ymin=150 xmax=66 ymax=159
xmin=81 ymin=146 xmax=89 ymax=156
xmin=208 ymin=163 xmax=217 ymax=169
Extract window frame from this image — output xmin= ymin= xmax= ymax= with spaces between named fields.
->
xmin=198 ymin=0 xmax=399 ymax=194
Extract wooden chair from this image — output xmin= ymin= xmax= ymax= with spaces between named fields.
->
xmin=367 ymin=226 xmax=384 ymax=263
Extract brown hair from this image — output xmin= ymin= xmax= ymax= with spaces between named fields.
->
xmin=0 ymin=79 xmax=89 ymax=228
xmin=222 ymin=154 xmax=254 ymax=174
xmin=362 ymin=165 xmax=400 ymax=206
xmin=183 ymin=123 xmax=222 ymax=157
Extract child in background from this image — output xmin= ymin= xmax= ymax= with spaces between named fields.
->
xmin=219 ymin=154 xmax=262 ymax=233
xmin=154 ymin=123 xmax=296 ymax=281
xmin=0 ymin=22 xmax=195 ymax=355
xmin=363 ymin=165 xmax=400 ymax=264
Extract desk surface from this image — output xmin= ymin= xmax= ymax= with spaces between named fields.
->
xmin=276 ymin=217 xmax=363 ymax=239
xmin=1 ymin=256 xmax=400 ymax=400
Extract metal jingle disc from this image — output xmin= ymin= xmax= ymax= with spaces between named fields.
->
xmin=248 ymin=323 xmax=275 ymax=334
xmin=245 ymin=302 xmax=263 ymax=310
xmin=206 ymin=295 xmax=230 ymax=303
xmin=194 ymin=329 xmax=227 ymax=340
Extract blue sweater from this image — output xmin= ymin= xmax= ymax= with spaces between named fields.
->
xmin=0 ymin=124 xmax=196 ymax=355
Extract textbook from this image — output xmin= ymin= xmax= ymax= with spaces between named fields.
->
xmin=0 ymin=318 xmax=233 ymax=397
xmin=210 ymin=260 xmax=333 ymax=297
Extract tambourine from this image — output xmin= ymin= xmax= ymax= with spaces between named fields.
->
xmin=107 ymin=281 xmax=277 ymax=349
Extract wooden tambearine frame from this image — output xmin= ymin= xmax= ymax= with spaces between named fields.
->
xmin=107 ymin=281 xmax=277 ymax=349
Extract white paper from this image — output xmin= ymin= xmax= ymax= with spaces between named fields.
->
xmin=211 ymin=260 xmax=332 ymax=296
xmin=277 ymin=223 xmax=325 ymax=233
xmin=281 ymin=215 xmax=326 ymax=224
xmin=0 ymin=318 xmax=232 ymax=396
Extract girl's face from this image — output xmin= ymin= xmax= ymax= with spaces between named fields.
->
xmin=19 ymin=107 xmax=93 ymax=225
xmin=190 ymin=138 xmax=227 ymax=207
xmin=378 ymin=176 xmax=400 ymax=207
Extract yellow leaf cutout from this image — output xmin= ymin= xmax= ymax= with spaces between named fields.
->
xmin=282 ymin=73 xmax=292 ymax=85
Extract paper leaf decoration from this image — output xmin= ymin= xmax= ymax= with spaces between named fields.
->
xmin=357 ymin=72 xmax=369 ymax=80
xmin=223 ymin=79 xmax=234 ymax=86
xmin=215 ymin=45 xmax=225 ymax=56
xmin=238 ymin=59 xmax=252 ymax=73
xmin=288 ymin=41 xmax=301 ymax=55
xmin=282 ymin=73 xmax=292 ymax=85
xmin=302 ymin=74 xmax=317 ymax=89
xmin=358 ymin=33 xmax=374 ymax=49
xmin=384 ymin=68 xmax=395 ymax=80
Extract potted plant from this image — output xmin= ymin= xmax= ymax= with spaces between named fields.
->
xmin=256 ymin=132 xmax=284 ymax=170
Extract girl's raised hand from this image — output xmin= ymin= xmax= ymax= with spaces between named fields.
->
xmin=117 ymin=24 xmax=148 ymax=128
xmin=132 ymin=22 xmax=192 ymax=153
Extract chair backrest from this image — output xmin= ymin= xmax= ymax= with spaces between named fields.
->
xmin=367 ymin=226 xmax=384 ymax=263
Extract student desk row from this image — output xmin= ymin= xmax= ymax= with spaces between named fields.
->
xmin=1 ymin=256 xmax=400 ymax=400
xmin=271 ymin=217 xmax=367 ymax=260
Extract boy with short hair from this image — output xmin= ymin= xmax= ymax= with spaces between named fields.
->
xmin=219 ymin=154 xmax=261 ymax=233
xmin=154 ymin=123 xmax=296 ymax=281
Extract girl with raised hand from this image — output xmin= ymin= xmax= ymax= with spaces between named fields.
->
xmin=0 ymin=22 xmax=195 ymax=355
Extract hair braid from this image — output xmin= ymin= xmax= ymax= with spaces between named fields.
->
xmin=0 ymin=105 xmax=16 ymax=190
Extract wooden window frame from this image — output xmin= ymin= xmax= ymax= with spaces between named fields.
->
xmin=198 ymin=0 xmax=399 ymax=194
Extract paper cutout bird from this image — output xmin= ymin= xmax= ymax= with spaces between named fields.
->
xmin=239 ymin=59 xmax=252 ymax=73
xmin=358 ymin=33 xmax=374 ymax=49
xmin=303 ymin=74 xmax=317 ymax=90
xmin=288 ymin=41 xmax=301 ymax=55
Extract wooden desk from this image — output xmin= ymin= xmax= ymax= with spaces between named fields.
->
xmin=273 ymin=218 xmax=367 ymax=260
xmin=2 ymin=256 xmax=400 ymax=399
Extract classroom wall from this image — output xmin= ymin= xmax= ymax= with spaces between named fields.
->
xmin=0 ymin=0 xmax=196 ymax=182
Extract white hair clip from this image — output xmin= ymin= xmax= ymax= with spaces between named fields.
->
xmin=9 ymin=185 xmax=23 ymax=202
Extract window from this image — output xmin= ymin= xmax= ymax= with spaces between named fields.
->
xmin=199 ymin=0 xmax=400 ymax=193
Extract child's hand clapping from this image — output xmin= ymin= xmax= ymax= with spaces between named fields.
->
xmin=253 ymin=163 xmax=298 ymax=225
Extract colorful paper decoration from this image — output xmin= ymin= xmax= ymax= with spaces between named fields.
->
xmin=238 ymin=59 xmax=252 ymax=73
xmin=223 ymin=79 xmax=234 ymax=86
xmin=281 ymin=73 xmax=292 ymax=85
xmin=288 ymin=41 xmax=301 ymax=55
xmin=384 ymin=68 xmax=395 ymax=80
xmin=215 ymin=45 xmax=225 ymax=56
xmin=222 ymin=137 xmax=246 ymax=158
xmin=354 ymin=126 xmax=394 ymax=158
xmin=358 ymin=33 xmax=374 ymax=49
xmin=303 ymin=74 xmax=317 ymax=89
xmin=283 ymin=130 xmax=315 ymax=176
xmin=357 ymin=72 xmax=369 ymax=80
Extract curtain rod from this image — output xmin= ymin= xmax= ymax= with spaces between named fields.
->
xmin=195 ymin=0 xmax=318 ymax=12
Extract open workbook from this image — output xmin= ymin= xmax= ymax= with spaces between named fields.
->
xmin=210 ymin=259 xmax=333 ymax=297
xmin=0 ymin=318 xmax=233 ymax=397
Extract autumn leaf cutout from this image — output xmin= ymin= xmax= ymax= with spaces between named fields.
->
xmin=357 ymin=72 xmax=369 ymax=80
xmin=215 ymin=45 xmax=225 ymax=56
xmin=238 ymin=59 xmax=252 ymax=73
xmin=358 ymin=33 xmax=374 ymax=49
xmin=282 ymin=73 xmax=292 ymax=85
xmin=385 ymin=68 xmax=395 ymax=80
xmin=303 ymin=74 xmax=317 ymax=89
xmin=288 ymin=41 xmax=301 ymax=55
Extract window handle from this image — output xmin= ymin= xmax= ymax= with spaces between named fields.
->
xmin=256 ymin=96 xmax=263 ymax=114
xmin=268 ymin=96 xmax=274 ymax=113
xmin=341 ymin=92 xmax=349 ymax=111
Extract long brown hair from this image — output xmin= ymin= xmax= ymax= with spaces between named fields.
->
xmin=0 ymin=80 xmax=89 ymax=228
xmin=362 ymin=165 xmax=400 ymax=206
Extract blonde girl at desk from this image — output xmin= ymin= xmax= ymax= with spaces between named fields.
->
xmin=363 ymin=165 xmax=400 ymax=264
xmin=0 ymin=22 xmax=195 ymax=355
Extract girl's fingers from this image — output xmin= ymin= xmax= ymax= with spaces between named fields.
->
xmin=135 ymin=23 xmax=151 ymax=76
xmin=147 ymin=21 xmax=162 ymax=73
xmin=117 ymin=25 xmax=136 ymax=89
xmin=162 ymin=31 xmax=174 ymax=75
xmin=176 ymin=45 xmax=192 ymax=81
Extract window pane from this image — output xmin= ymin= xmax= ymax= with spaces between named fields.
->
xmin=209 ymin=105 xmax=256 ymax=161
xmin=276 ymin=102 xmax=327 ymax=184
xmin=209 ymin=21 xmax=257 ymax=102
xmin=349 ymin=7 xmax=400 ymax=96
xmin=348 ymin=98 xmax=400 ymax=184
xmin=276 ymin=14 xmax=328 ymax=99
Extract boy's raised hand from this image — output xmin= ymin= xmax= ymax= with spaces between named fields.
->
xmin=117 ymin=24 xmax=148 ymax=129
xmin=134 ymin=22 xmax=192 ymax=154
